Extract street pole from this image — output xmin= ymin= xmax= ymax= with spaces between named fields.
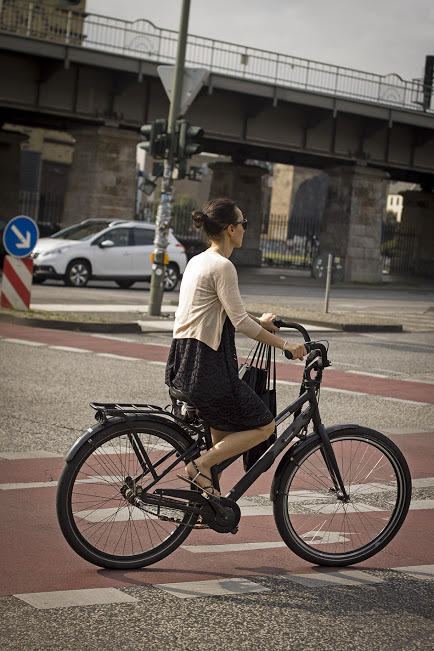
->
xmin=148 ymin=0 xmax=191 ymax=316
xmin=324 ymin=253 xmax=333 ymax=313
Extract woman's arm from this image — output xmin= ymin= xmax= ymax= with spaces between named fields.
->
xmin=216 ymin=264 xmax=305 ymax=360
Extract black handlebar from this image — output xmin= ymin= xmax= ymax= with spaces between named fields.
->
xmin=273 ymin=318 xmax=310 ymax=342
xmin=272 ymin=318 xmax=329 ymax=367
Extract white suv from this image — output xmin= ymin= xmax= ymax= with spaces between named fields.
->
xmin=31 ymin=219 xmax=187 ymax=291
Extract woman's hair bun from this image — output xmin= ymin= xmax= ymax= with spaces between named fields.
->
xmin=191 ymin=210 xmax=207 ymax=229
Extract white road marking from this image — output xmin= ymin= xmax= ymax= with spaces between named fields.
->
xmin=30 ymin=303 xmax=150 ymax=313
xmin=183 ymin=542 xmax=287 ymax=554
xmin=154 ymin=577 xmax=270 ymax=599
xmin=347 ymin=370 xmax=389 ymax=378
xmin=96 ymin=353 xmax=141 ymax=361
xmin=11 ymin=567 xmax=433 ymax=609
xmin=1 ymin=338 xmax=45 ymax=346
xmin=278 ymin=379 xmax=433 ymax=404
xmin=392 ymin=565 xmax=434 ymax=581
xmin=0 ymin=450 xmax=63 ymax=460
xmin=279 ymin=570 xmax=384 ymax=588
xmin=14 ymin=588 xmax=138 ymax=609
xmin=311 ymin=384 xmax=431 ymax=406
xmin=0 ymin=480 xmax=59 ymax=490
xmin=49 ymin=346 xmax=89 ymax=353
xmin=407 ymin=499 xmax=434 ymax=510
xmin=75 ymin=506 xmax=151 ymax=522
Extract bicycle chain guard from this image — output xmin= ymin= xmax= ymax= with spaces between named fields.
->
xmin=129 ymin=486 xmax=241 ymax=534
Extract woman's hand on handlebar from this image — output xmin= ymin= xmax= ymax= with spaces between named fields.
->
xmin=283 ymin=341 xmax=307 ymax=361
xmin=259 ymin=313 xmax=280 ymax=331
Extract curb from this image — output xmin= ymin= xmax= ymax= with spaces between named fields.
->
xmin=0 ymin=313 xmax=142 ymax=333
xmin=0 ymin=312 xmax=403 ymax=334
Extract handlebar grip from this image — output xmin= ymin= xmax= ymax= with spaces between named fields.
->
xmin=284 ymin=342 xmax=311 ymax=360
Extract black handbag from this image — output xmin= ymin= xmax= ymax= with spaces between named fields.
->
xmin=239 ymin=342 xmax=277 ymax=472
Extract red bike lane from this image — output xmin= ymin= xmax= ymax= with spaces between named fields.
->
xmin=0 ymin=433 xmax=433 ymax=597
xmin=1 ymin=322 xmax=433 ymax=404
xmin=1 ymin=322 xmax=433 ymax=597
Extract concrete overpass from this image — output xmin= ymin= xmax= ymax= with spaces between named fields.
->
xmin=1 ymin=2 xmax=433 ymax=279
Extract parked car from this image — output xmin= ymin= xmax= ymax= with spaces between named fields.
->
xmin=30 ymin=219 xmax=187 ymax=291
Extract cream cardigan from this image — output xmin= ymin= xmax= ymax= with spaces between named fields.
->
xmin=173 ymin=250 xmax=262 ymax=350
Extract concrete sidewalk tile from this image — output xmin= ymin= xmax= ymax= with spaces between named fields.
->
xmin=154 ymin=577 xmax=270 ymax=599
xmin=14 ymin=588 xmax=138 ymax=609
xmin=280 ymin=570 xmax=384 ymax=588
xmin=392 ymin=565 xmax=434 ymax=581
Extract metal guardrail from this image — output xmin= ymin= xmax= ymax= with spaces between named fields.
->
xmin=1 ymin=0 xmax=432 ymax=114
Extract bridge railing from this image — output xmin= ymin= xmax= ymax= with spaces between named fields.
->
xmin=1 ymin=0 xmax=432 ymax=113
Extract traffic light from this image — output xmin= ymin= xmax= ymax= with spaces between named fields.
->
xmin=139 ymin=119 xmax=168 ymax=159
xmin=176 ymin=120 xmax=204 ymax=160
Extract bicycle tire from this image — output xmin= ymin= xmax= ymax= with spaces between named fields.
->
xmin=56 ymin=419 xmax=197 ymax=569
xmin=273 ymin=427 xmax=411 ymax=566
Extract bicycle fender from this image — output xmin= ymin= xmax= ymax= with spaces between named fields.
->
xmin=65 ymin=413 xmax=195 ymax=462
xmin=269 ymin=423 xmax=360 ymax=501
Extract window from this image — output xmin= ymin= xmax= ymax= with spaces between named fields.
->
xmin=133 ymin=228 xmax=154 ymax=246
xmin=95 ymin=228 xmax=131 ymax=247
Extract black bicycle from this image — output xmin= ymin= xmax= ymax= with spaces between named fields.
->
xmin=56 ymin=321 xmax=411 ymax=569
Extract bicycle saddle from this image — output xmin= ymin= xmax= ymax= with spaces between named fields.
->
xmin=169 ymin=385 xmax=196 ymax=407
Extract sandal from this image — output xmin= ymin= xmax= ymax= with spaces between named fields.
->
xmin=178 ymin=460 xmax=220 ymax=497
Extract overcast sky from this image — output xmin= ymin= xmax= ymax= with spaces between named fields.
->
xmin=86 ymin=0 xmax=433 ymax=81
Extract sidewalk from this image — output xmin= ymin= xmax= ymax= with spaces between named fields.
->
xmin=0 ymin=267 xmax=433 ymax=334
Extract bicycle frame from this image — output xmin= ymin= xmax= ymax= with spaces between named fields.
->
xmin=89 ymin=341 xmax=348 ymax=511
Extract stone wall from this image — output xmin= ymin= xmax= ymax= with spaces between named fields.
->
xmin=400 ymin=190 xmax=434 ymax=277
xmin=320 ymin=165 xmax=388 ymax=282
xmin=62 ymin=127 xmax=137 ymax=226
xmin=208 ymin=162 xmax=266 ymax=266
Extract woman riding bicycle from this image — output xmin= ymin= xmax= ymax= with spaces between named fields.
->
xmin=165 ymin=197 xmax=306 ymax=496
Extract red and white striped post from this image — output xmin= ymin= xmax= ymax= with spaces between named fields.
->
xmin=0 ymin=255 xmax=34 ymax=310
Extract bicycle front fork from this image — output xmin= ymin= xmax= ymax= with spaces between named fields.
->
xmin=316 ymin=423 xmax=350 ymax=502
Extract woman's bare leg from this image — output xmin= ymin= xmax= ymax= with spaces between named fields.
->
xmin=185 ymin=420 xmax=275 ymax=495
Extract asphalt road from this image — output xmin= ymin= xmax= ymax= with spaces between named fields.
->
xmin=1 ymin=318 xmax=433 ymax=650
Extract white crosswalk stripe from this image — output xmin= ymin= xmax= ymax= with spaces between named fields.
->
xmin=13 ymin=567 xmax=434 ymax=608
xmin=279 ymin=570 xmax=385 ymax=587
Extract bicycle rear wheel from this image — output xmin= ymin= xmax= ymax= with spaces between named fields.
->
xmin=273 ymin=427 xmax=411 ymax=566
xmin=56 ymin=419 xmax=197 ymax=569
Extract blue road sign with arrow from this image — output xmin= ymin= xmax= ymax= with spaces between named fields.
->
xmin=3 ymin=215 xmax=39 ymax=258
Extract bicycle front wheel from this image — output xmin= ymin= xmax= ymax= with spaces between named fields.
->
xmin=56 ymin=419 xmax=197 ymax=569
xmin=273 ymin=427 xmax=411 ymax=566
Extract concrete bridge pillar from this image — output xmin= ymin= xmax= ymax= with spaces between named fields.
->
xmin=400 ymin=190 xmax=434 ymax=277
xmin=320 ymin=165 xmax=388 ymax=283
xmin=62 ymin=127 xmax=137 ymax=227
xmin=0 ymin=129 xmax=27 ymax=219
xmin=208 ymin=162 xmax=266 ymax=266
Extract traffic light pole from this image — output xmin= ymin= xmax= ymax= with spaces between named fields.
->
xmin=148 ymin=0 xmax=191 ymax=316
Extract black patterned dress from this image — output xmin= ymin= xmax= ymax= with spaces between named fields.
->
xmin=165 ymin=318 xmax=274 ymax=432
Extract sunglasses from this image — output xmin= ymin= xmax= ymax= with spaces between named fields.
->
xmin=225 ymin=219 xmax=248 ymax=231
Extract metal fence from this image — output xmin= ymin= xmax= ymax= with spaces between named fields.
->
xmin=1 ymin=0 xmax=432 ymax=113
xmin=19 ymin=190 xmax=64 ymax=236
xmin=381 ymin=223 xmax=416 ymax=274
xmin=140 ymin=204 xmax=418 ymax=274
xmin=260 ymin=213 xmax=321 ymax=269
